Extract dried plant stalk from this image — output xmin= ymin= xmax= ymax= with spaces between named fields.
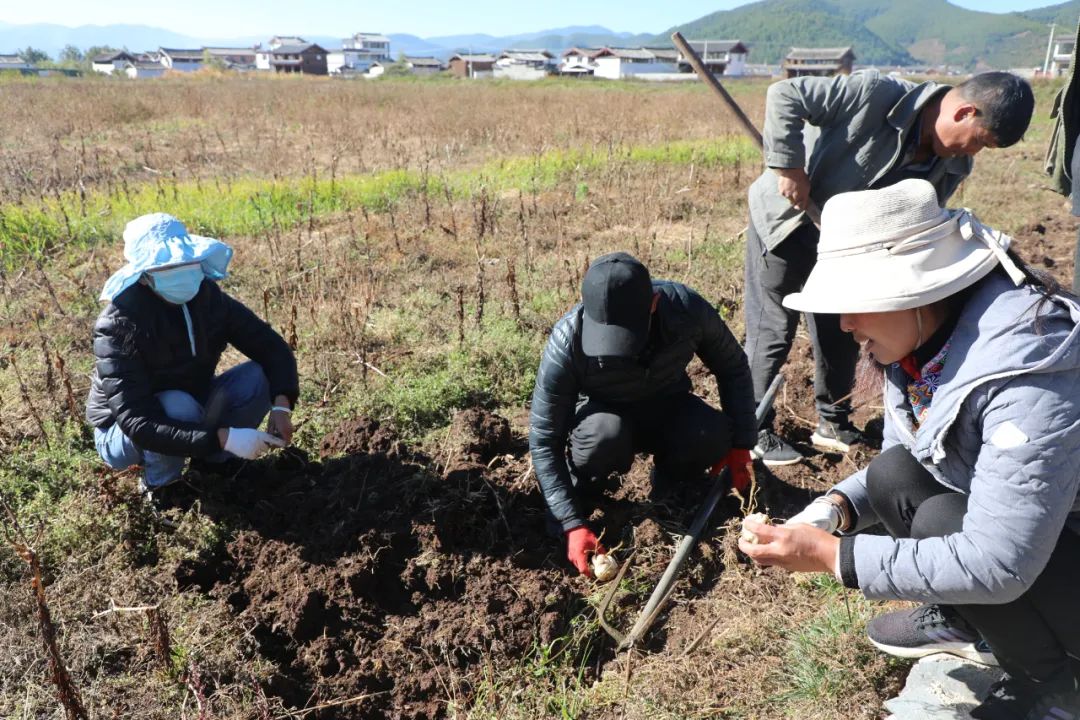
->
xmin=2 ymin=503 xmax=87 ymax=720
xmin=146 ymin=607 xmax=172 ymax=671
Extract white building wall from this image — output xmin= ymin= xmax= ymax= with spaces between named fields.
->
xmin=595 ymin=57 xmax=678 ymax=79
xmin=725 ymin=53 xmax=747 ymax=76
xmin=167 ymin=60 xmax=203 ymax=73
xmin=327 ymin=51 xmax=345 ymax=74
xmin=593 ymin=57 xmax=622 ymax=79
xmin=409 ymin=64 xmax=441 ymax=75
xmin=92 ymin=61 xmax=119 ymax=75
xmin=493 ymin=61 xmax=548 ymax=80
xmin=125 ymin=66 xmax=166 ymax=79
xmin=255 ymin=52 xmax=271 ymax=70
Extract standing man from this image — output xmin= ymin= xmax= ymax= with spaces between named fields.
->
xmin=1044 ymin=19 xmax=1080 ymax=293
xmin=745 ymin=70 xmax=1033 ymax=465
xmin=529 ymin=252 xmax=758 ymax=576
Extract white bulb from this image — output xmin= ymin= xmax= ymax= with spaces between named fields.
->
xmin=591 ymin=553 xmax=619 ymax=582
xmin=740 ymin=512 xmax=772 ymax=544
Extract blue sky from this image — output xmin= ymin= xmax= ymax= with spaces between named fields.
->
xmin=0 ymin=0 xmax=1062 ymax=38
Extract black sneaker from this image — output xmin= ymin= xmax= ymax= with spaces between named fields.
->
xmin=971 ymin=674 xmax=1039 ymax=720
xmin=750 ymin=428 xmax=803 ymax=467
xmin=811 ymin=419 xmax=865 ymax=453
xmin=867 ymin=604 xmax=999 ymax=666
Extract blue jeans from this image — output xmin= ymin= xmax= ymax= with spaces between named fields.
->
xmin=94 ymin=361 xmax=271 ymax=488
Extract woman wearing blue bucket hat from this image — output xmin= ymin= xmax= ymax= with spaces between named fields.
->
xmin=86 ymin=213 xmax=299 ymax=497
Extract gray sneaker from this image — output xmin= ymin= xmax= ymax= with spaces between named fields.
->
xmin=750 ymin=428 xmax=803 ymax=467
xmin=811 ymin=419 xmax=865 ymax=453
xmin=867 ymin=604 xmax=999 ymax=666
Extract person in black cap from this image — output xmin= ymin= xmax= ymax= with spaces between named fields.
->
xmin=529 ymin=252 xmax=758 ymax=576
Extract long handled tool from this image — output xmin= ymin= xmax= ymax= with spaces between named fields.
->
xmin=671 ymin=32 xmax=822 ymax=228
xmin=601 ymin=373 xmax=784 ymax=651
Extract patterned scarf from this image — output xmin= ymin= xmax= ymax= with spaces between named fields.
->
xmin=904 ymin=342 xmax=950 ymax=426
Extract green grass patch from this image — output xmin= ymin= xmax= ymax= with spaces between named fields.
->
xmin=773 ymin=579 xmax=908 ymax=714
xmin=352 ymin=316 xmax=543 ymax=438
xmin=0 ymin=136 xmax=756 ymax=267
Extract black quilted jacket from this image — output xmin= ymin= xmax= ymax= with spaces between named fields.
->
xmin=85 ymin=280 xmax=298 ymax=457
xmin=529 ymin=280 xmax=756 ymax=531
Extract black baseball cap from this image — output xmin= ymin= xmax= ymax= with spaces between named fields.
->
xmin=581 ymin=252 xmax=653 ymax=357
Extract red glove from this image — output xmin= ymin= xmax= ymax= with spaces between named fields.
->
xmin=565 ymin=526 xmax=605 ymax=577
xmin=724 ymin=448 xmax=754 ymax=494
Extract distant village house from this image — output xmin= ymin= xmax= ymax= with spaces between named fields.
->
xmin=449 ymin=53 xmax=496 ymax=79
xmin=782 ymin=47 xmax=855 ymax=78
xmin=0 ymin=53 xmax=34 ymax=72
xmin=1048 ymin=37 xmax=1073 ymax=77
xmin=403 ymin=56 xmax=443 ymax=75
xmin=258 ymin=36 xmax=305 ymax=70
xmin=494 ymin=50 xmax=554 ymax=80
xmin=592 ymin=47 xmax=678 ymax=80
xmin=559 ymin=47 xmax=602 ymax=76
xmin=91 ymin=51 xmax=137 ymax=75
xmin=678 ymin=40 xmax=748 ymax=76
xmin=159 ymin=48 xmax=205 ymax=72
xmin=271 ymin=43 xmax=328 ymax=75
xmin=203 ymin=47 xmax=257 ymax=70
xmin=330 ymin=33 xmax=392 ymax=75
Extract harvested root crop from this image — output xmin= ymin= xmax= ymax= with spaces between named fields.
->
xmin=740 ymin=512 xmax=773 ymax=544
xmin=591 ymin=553 xmax=619 ymax=582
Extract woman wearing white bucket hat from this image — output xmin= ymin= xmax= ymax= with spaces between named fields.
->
xmin=740 ymin=179 xmax=1080 ymax=719
xmin=86 ymin=213 xmax=300 ymax=501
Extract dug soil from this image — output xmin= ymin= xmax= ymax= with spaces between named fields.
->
xmin=167 ymin=395 xmax=850 ymax=719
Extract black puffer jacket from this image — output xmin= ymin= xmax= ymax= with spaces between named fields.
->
xmin=85 ymin=280 xmax=299 ymax=457
xmin=529 ymin=280 xmax=756 ymax=531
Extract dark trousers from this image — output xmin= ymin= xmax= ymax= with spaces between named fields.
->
xmin=743 ymin=221 xmax=859 ymax=427
xmin=866 ymin=445 xmax=1080 ymax=685
xmin=568 ymin=392 xmax=732 ymax=494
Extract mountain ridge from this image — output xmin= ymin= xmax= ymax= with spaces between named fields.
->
xmin=663 ymin=0 xmax=1080 ymax=68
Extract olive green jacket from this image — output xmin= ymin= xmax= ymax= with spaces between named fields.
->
xmin=1044 ymin=21 xmax=1080 ymax=197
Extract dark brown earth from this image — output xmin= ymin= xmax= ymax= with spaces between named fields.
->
xmin=163 ymin=399 xmax=790 ymax=719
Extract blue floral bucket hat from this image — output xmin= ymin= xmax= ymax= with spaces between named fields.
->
xmin=100 ymin=213 xmax=233 ymax=302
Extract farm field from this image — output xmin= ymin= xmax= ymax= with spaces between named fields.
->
xmin=0 ymin=73 xmax=1073 ymax=719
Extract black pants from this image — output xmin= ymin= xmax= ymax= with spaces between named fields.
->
xmin=866 ymin=445 xmax=1080 ymax=685
xmin=743 ymin=221 xmax=859 ymax=428
xmin=568 ymin=392 xmax=732 ymax=494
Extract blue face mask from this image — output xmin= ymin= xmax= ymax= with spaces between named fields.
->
xmin=145 ymin=264 xmax=204 ymax=304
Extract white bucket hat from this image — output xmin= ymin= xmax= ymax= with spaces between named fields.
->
xmin=782 ymin=179 xmax=1025 ymax=315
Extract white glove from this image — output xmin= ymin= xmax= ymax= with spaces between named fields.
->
xmin=222 ymin=427 xmax=286 ymax=460
xmin=785 ymin=497 xmax=842 ymax=533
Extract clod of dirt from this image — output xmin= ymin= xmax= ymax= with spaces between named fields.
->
xmin=448 ymin=407 xmax=512 ymax=462
xmin=634 ymin=518 xmax=666 ymax=547
xmin=319 ymin=416 xmax=399 ymax=458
